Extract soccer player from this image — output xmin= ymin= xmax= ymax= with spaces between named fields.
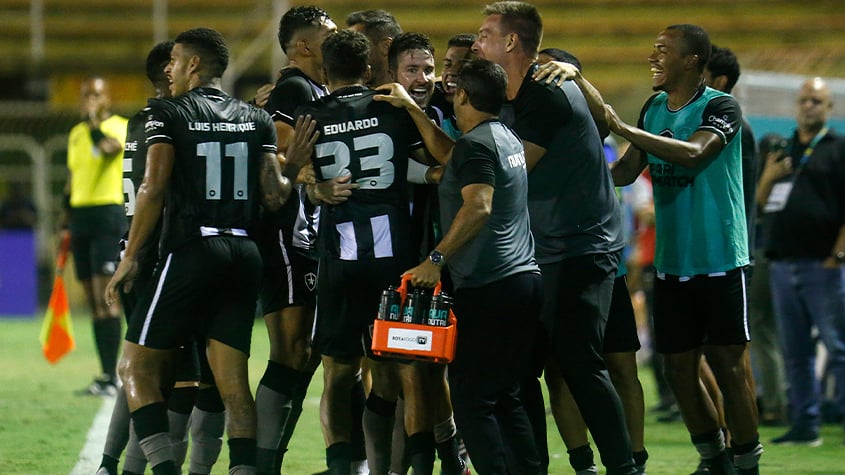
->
xmin=105 ymin=27 xmax=313 ymax=475
xmin=294 ymin=29 xmax=444 ymax=475
xmin=63 ymin=75 xmax=128 ymax=397
xmin=429 ymin=33 xmax=477 ymax=137
xmin=253 ymin=7 xmax=357 ymax=475
xmin=96 ymin=41 xmax=177 ymax=475
xmin=385 ymin=31 xmax=466 ymax=475
xmin=548 ymin=24 xmax=761 ymax=475
xmin=345 ymin=9 xmax=402 ymax=87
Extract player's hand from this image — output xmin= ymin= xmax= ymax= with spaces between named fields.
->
xmin=296 ymin=163 xmax=317 ymax=185
xmin=307 ymin=175 xmax=359 ymax=205
xmin=251 ymin=83 xmax=274 ymax=109
xmin=532 ymin=60 xmax=580 ymax=86
xmin=603 ymin=104 xmax=624 ymax=134
xmin=105 ymin=258 xmax=138 ymax=306
xmin=287 ymin=115 xmax=319 ymax=169
xmin=373 ymin=83 xmax=418 ymax=110
xmin=402 ymin=261 xmax=441 ymax=288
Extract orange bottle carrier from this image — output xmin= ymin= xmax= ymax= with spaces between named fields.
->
xmin=371 ymin=275 xmax=458 ymax=363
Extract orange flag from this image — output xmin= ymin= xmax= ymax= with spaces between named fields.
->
xmin=40 ymin=233 xmax=75 ymax=363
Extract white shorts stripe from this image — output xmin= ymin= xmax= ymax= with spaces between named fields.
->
xmin=740 ymin=267 xmax=750 ymax=340
xmin=337 ymin=222 xmax=358 ymax=261
xmin=371 ymin=214 xmax=393 ymax=259
xmin=278 ymin=229 xmax=295 ymax=305
xmin=139 ymin=253 xmax=173 ymax=345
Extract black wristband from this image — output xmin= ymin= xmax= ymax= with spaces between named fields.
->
xmin=89 ymin=128 xmax=107 ymax=144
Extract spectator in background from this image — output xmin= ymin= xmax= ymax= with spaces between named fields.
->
xmin=0 ymin=182 xmax=37 ymax=229
xmin=62 ymin=76 xmax=128 ymax=397
xmin=759 ymin=77 xmax=845 ymax=447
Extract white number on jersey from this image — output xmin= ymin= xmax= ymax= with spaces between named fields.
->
xmin=316 ymin=132 xmax=395 ymax=189
xmin=123 ymin=157 xmax=135 ymax=216
xmin=197 ymin=141 xmax=249 ymax=200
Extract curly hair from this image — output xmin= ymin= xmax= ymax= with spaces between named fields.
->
xmin=174 ymin=27 xmax=229 ymax=78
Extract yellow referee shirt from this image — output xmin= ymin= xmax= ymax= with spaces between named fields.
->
xmin=67 ymin=114 xmax=129 ymax=207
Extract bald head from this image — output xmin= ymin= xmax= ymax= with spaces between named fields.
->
xmin=796 ymin=77 xmax=832 ymax=134
xmin=80 ymin=77 xmax=113 ymax=120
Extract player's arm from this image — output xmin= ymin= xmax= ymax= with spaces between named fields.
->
xmin=105 ymin=142 xmax=173 ymax=303
xmin=610 ymin=144 xmax=649 ymax=186
xmin=260 ymin=150 xmax=292 ymax=212
xmin=403 ymin=183 xmax=493 ymax=288
xmin=374 ymin=83 xmax=455 ymax=165
xmin=605 ymin=95 xmax=740 ymax=170
xmin=265 ymin=115 xmax=320 ymax=209
xmin=532 ymin=61 xmax=610 ymax=138
xmin=609 ymin=109 xmax=723 ymax=169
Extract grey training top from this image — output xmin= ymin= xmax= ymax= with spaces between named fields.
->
xmin=439 ymin=119 xmax=539 ymax=289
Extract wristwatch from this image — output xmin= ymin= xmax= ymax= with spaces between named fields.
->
xmin=428 ymin=250 xmax=445 ymax=267
xmin=835 ymin=250 xmax=845 ymax=263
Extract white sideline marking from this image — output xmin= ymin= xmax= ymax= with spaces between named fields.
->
xmin=70 ymin=396 xmax=115 ymax=475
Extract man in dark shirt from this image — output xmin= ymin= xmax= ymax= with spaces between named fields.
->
xmin=403 ymin=58 xmax=543 ymax=475
xmin=105 ymin=28 xmax=310 ymax=475
xmin=472 ymin=3 xmax=634 ymax=474
xmin=758 ymin=77 xmax=845 ymax=447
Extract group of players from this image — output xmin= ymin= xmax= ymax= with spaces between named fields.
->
xmin=88 ymin=2 xmax=764 ymax=475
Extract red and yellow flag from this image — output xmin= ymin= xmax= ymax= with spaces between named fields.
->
xmin=40 ymin=233 xmax=75 ymax=363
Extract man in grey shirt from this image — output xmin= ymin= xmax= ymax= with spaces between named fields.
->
xmin=403 ymin=58 xmax=542 ymax=475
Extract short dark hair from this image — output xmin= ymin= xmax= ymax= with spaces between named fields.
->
xmin=322 ymin=29 xmax=370 ymax=83
xmin=345 ymin=10 xmax=402 ymax=42
xmin=145 ymin=41 xmax=173 ymax=84
xmin=666 ymin=24 xmax=710 ymax=72
xmin=538 ymin=47 xmax=582 ymax=71
xmin=174 ymin=28 xmax=229 ymax=78
xmin=706 ymin=44 xmax=740 ymax=93
xmin=447 ymin=33 xmax=477 ymax=49
xmin=483 ymin=1 xmax=543 ymax=56
xmin=457 ymin=59 xmax=507 ymax=114
xmin=278 ymin=6 xmax=331 ymax=55
xmin=387 ymin=32 xmax=434 ymax=73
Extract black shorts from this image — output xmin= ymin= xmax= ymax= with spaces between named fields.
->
xmin=653 ymin=267 xmax=749 ymax=354
xmin=314 ymin=256 xmax=409 ymax=360
xmin=603 ymin=275 xmax=641 ymax=354
xmin=70 ymin=204 xmax=126 ymax=280
xmin=125 ymin=236 xmax=262 ymax=355
xmin=259 ymin=241 xmax=318 ymax=315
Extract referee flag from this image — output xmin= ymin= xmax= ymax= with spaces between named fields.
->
xmin=40 ymin=233 xmax=75 ymax=363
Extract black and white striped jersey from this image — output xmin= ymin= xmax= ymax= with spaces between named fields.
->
xmin=295 ymin=85 xmax=423 ymax=262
